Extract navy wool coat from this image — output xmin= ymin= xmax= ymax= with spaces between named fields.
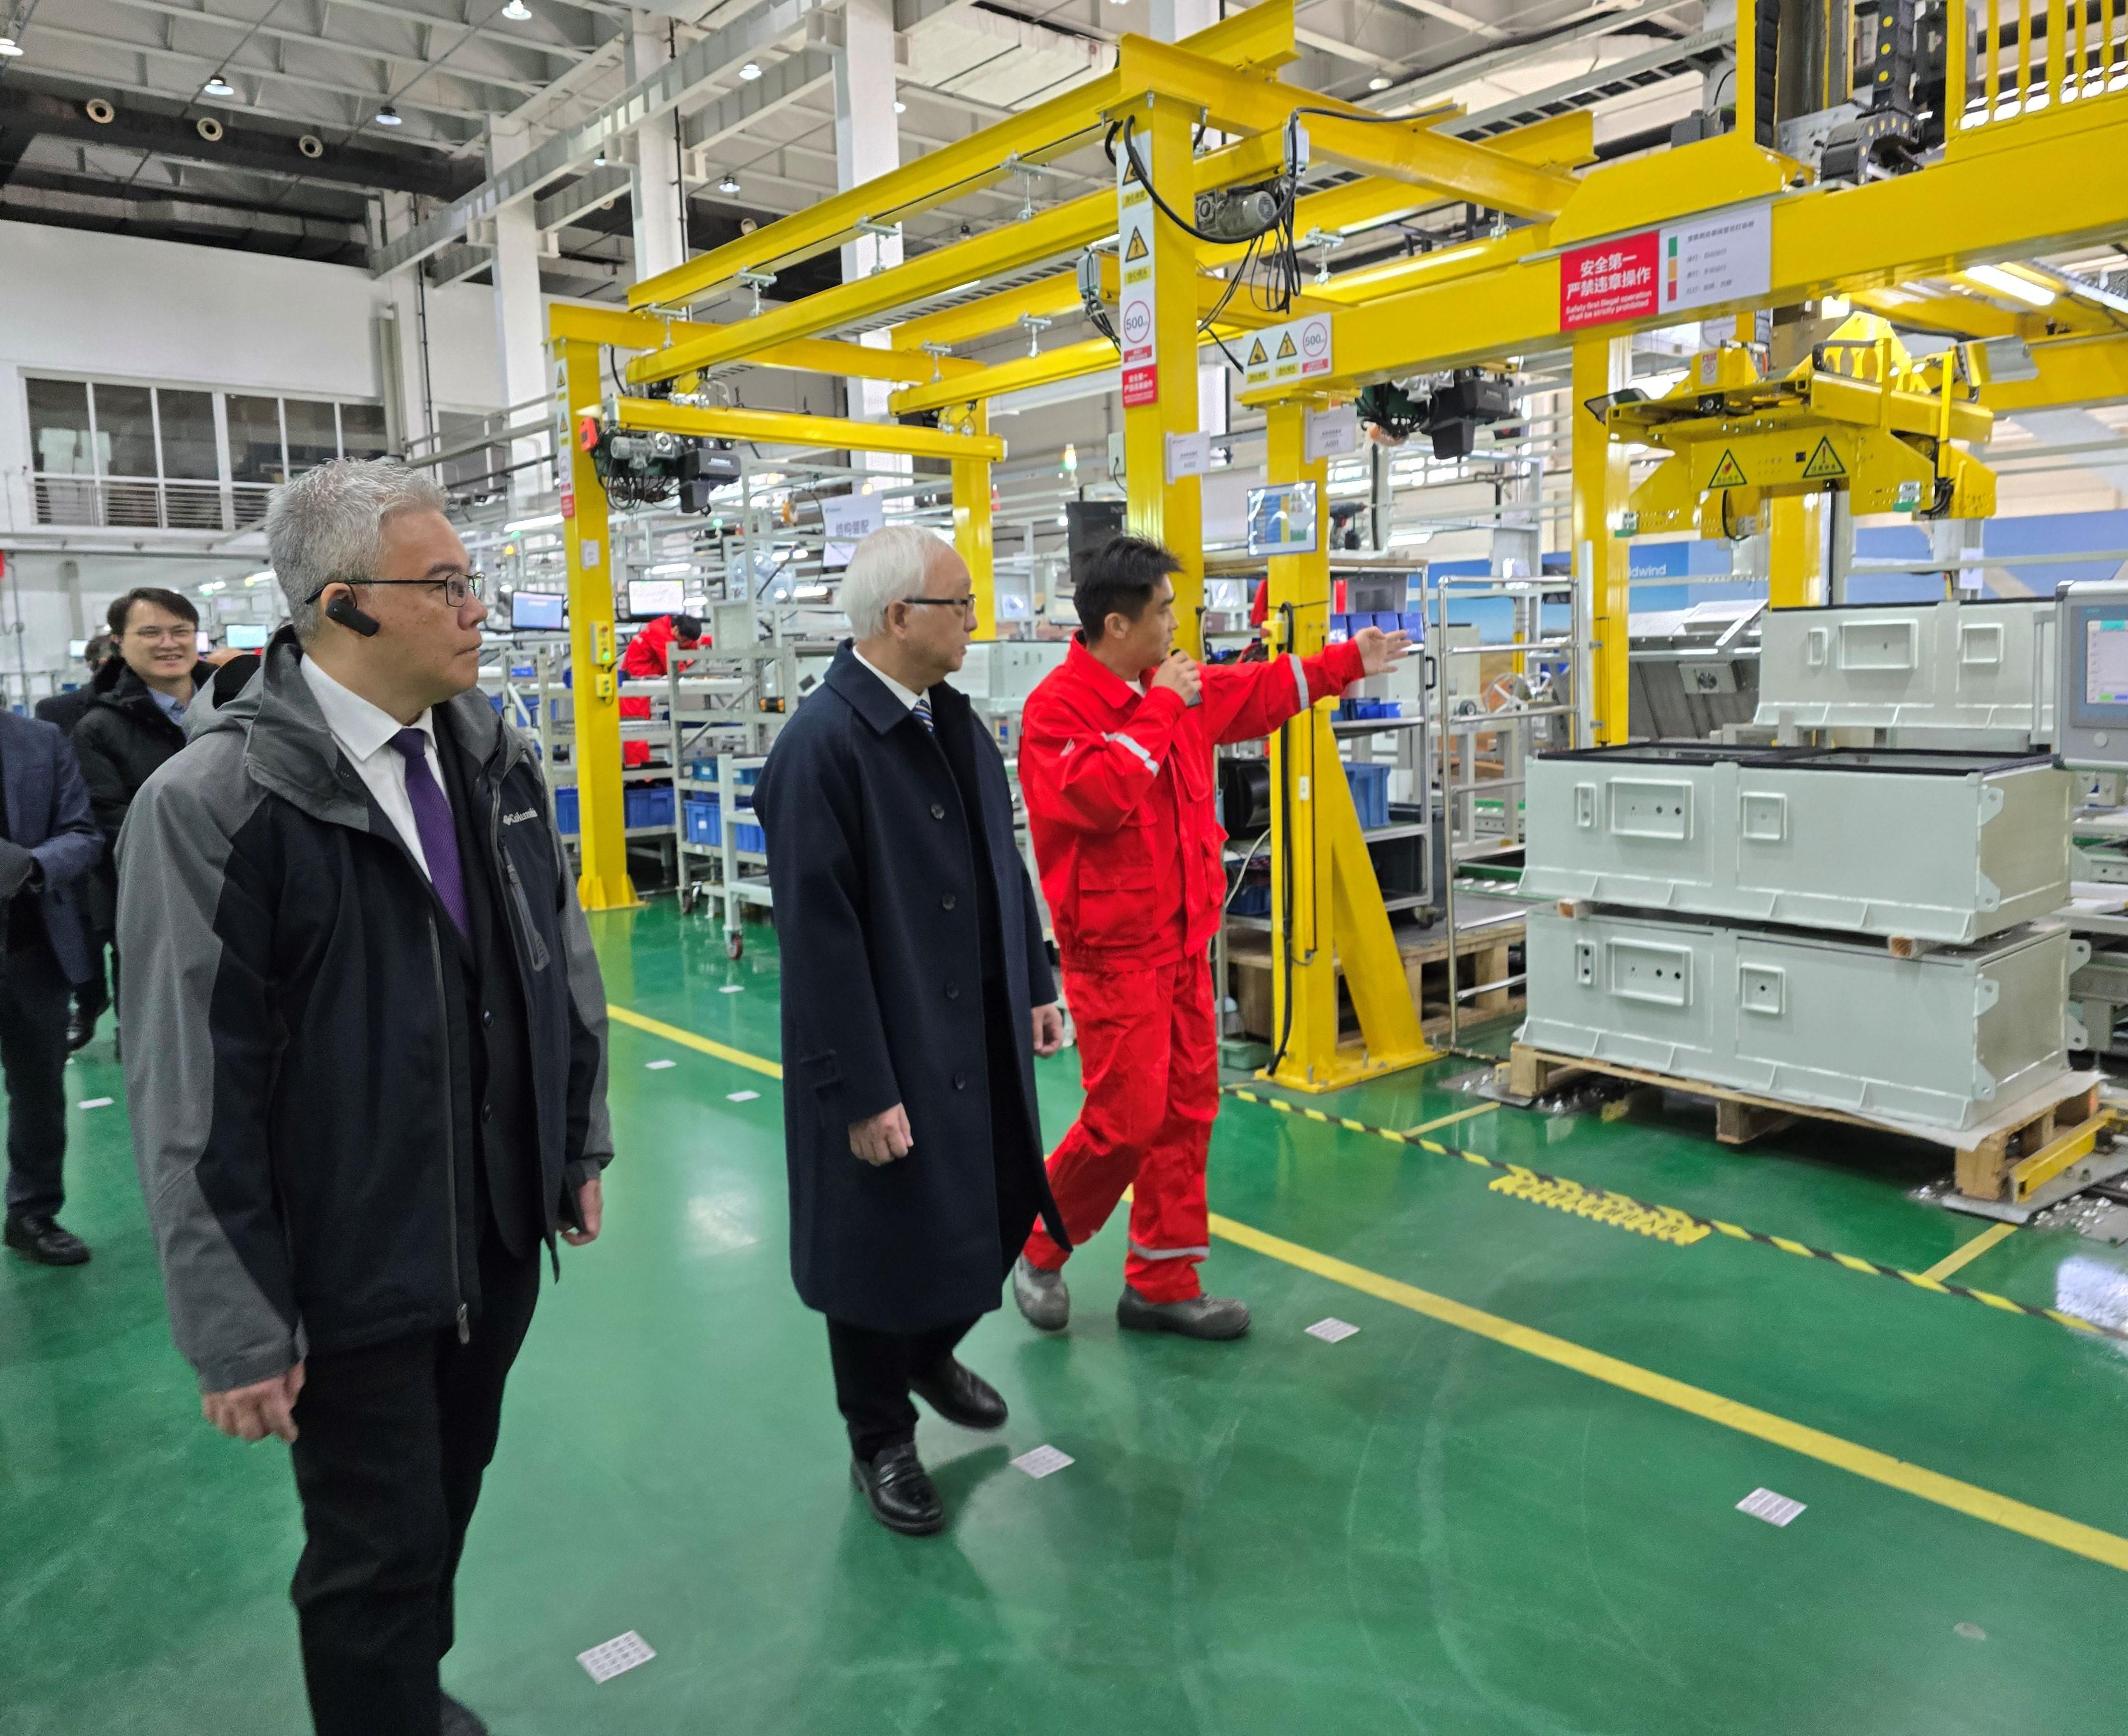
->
xmin=754 ymin=644 xmax=1068 ymax=1333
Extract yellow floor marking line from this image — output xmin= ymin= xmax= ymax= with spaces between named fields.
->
xmin=1922 ymin=1221 xmax=2019 ymax=1283
xmin=607 ymin=1004 xmax=784 ymax=1080
xmin=1206 ymin=1209 xmax=2128 ymax=1577
xmin=1403 ymin=1102 xmax=1499 ymax=1137
xmin=1224 ymin=1084 xmax=2128 ymax=1348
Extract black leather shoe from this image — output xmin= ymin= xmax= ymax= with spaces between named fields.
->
xmin=65 ymin=1008 xmax=97 ymax=1053
xmin=4 ymin=1216 xmax=90 ymax=1266
xmin=440 ymin=1693 xmax=490 ymax=1736
xmin=910 ymin=1358 xmax=1008 ymax=1430
xmin=850 ymin=1442 xmax=946 ymax=1536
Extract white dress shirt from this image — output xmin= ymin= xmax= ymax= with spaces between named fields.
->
xmin=300 ymin=655 xmax=450 ymax=881
xmin=851 ymin=645 xmax=924 ymax=713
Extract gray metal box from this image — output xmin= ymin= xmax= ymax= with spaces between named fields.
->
xmin=1753 ymin=598 xmax=2055 ymax=741
xmin=1520 ymin=909 xmax=2071 ymax=1132
xmin=1520 ymin=744 xmax=2071 ymax=944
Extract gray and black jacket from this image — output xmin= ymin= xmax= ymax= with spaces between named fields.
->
xmin=119 ymin=630 xmax=612 ymax=1393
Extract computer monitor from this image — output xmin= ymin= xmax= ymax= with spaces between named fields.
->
xmin=67 ymin=639 xmax=89 ymax=659
xmin=225 ymin=623 xmax=271 ymax=650
xmin=2057 ymin=580 xmax=2128 ymax=768
xmin=196 ymin=631 xmax=214 ymax=656
xmin=627 ymin=578 xmax=686 ymax=619
xmin=510 ymin=591 xmax=567 ymax=632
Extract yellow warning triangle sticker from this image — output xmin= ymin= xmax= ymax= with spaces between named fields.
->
xmin=1277 ymin=330 xmax=1298 ymax=358
xmin=1707 ymin=448 xmax=1748 ymax=489
xmin=1247 ymin=337 xmax=1268 ymax=366
xmin=1124 ymin=229 xmax=1149 ymax=262
xmin=1800 ymin=436 xmax=1846 ymax=480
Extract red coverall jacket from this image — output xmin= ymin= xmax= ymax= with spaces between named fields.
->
xmin=1020 ymin=635 xmax=1369 ymax=973
xmin=619 ymin=613 xmax=704 ymax=680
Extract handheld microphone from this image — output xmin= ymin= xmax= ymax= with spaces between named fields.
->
xmin=325 ymin=594 xmax=382 ymax=638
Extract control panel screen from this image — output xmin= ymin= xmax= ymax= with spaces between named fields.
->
xmin=627 ymin=578 xmax=686 ymax=619
xmin=510 ymin=591 xmax=567 ymax=631
xmin=2089 ymin=617 xmax=2128 ymax=705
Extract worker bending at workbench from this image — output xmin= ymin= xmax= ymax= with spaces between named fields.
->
xmin=1012 ymin=536 xmax=1411 ymax=1338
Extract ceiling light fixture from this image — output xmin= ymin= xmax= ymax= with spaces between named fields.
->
xmin=0 ymin=36 xmax=27 ymax=57
xmin=1368 ymin=75 xmax=1392 ymax=91
xmin=1967 ymin=262 xmax=2056 ymax=307
xmin=718 ymin=172 xmax=741 ymax=193
xmin=738 ymin=60 xmax=762 ymax=79
xmin=203 ymin=72 xmax=235 ymax=97
xmin=501 ymin=0 xmax=532 ymax=17
xmin=375 ymin=103 xmax=403 ymax=126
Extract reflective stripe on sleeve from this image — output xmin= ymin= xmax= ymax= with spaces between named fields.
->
xmin=1289 ymin=652 xmax=1308 ymax=713
xmin=1103 ymin=731 xmax=1159 ymax=775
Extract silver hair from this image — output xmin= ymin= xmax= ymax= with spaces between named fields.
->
xmin=841 ymin=523 xmax=949 ymax=641
xmin=264 ymin=458 xmax=449 ymax=642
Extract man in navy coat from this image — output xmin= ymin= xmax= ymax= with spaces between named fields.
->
xmin=754 ymin=524 xmax=1069 ymax=1536
xmin=0 ymin=708 xmax=105 ymax=1266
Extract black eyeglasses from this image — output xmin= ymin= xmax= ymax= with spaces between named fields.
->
xmin=307 ymin=572 xmax=486 ymax=608
xmin=901 ymin=595 xmax=977 ymax=615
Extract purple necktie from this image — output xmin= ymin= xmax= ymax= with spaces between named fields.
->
xmin=391 ymin=727 xmax=469 ymax=939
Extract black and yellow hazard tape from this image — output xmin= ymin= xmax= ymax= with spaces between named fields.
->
xmin=1222 ymin=1084 xmax=2128 ymax=1349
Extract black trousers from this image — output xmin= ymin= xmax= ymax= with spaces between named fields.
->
xmin=286 ymin=1224 xmax=540 ymax=1736
xmin=826 ymin=987 xmax=1038 ymax=1465
xmin=826 ymin=1314 xmax=980 ymax=1462
xmin=1 ymin=938 xmax=74 ymax=1222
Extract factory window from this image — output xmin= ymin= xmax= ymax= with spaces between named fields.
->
xmin=25 ymin=377 xmax=388 ymax=529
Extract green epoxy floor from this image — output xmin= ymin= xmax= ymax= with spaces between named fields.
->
xmin=8 ymin=900 xmax=2128 ymax=1734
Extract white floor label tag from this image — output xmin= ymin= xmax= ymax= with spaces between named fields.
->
xmin=727 ymin=1090 xmax=760 ymax=1103
xmin=578 ymin=1631 xmax=655 ymax=1684
xmin=644 ymin=1059 xmax=677 ymax=1071
xmin=78 ymin=1098 xmax=114 ymax=1110
xmin=1737 ymin=1488 xmax=1806 ymax=1527
xmin=1306 ymin=1318 xmax=1359 ymax=1344
xmin=1012 ymin=1445 xmax=1074 ymax=1480
xmin=719 ymin=984 xmax=745 ymax=994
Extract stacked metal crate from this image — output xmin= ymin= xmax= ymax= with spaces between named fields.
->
xmin=1517 ymin=742 xmax=2075 ymax=1135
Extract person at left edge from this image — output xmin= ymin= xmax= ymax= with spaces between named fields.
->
xmin=119 ymin=458 xmax=613 ymax=1736
xmin=752 ymin=524 xmax=1069 ymax=1539
xmin=0 ymin=708 xmax=104 ymax=1267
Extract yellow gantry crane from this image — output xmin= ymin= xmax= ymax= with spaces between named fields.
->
xmin=547 ymin=0 xmax=2128 ymax=1091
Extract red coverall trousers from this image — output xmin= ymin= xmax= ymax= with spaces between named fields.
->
xmin=1022 ymin=954 xmax=1217 ymax=1303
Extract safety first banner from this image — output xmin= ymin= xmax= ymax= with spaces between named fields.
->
xmin=1240 ymin=312 xmax=1335 ymax=393
xmin=1118 ymin=148 xmax=1159 ymax=408
xmin=1560 ymin=203 xmax=1772 ymax=332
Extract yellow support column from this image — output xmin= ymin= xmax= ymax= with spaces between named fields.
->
xmin=950 ymin=403 xmax=995 ymax=642
xmin=1767 ymin=492 xmax=1826 ymax=608
xmin=556 ymin=336 xmax=638 ymax=911
xmin=1262 ymin=401 xmax=1434 ymax=1093
xmin=1572 ymin=336 xmax=1630 ymax=744
xmin=1116 ymin=93 xmax=1204 ymax=656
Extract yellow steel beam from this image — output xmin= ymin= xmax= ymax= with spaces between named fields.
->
xmin=892 ymin=277 xmax=1086 ymax=355
xmin=1767 ymin=494 xmax=1826 ymax=607
xmin=611 ymin=396 xmax=1005 ymax=461
xmin=1251 ymin=104 xmax=2128 ymax=400
xmin=1572 ymin=337 xmax=1629 ymax=745
xmin=1309 ymin=230 xmax=1531 ymax=304
xmin=626 ymin=1 xmax=1299 ymax=314
xmin=552 ymin=301 xmax=987 ymax=381
xmin=556 ymin=337 xmax=637 ymax=912
xmin=1115 ymin=35 xmax=1578 ymax=219
xmin=1851 ymin=288 xmax=2027 ymax=339
xmin=552 ymin=303 xmax=668 ymax=349
xmin=893 ymin=337 xmax=1115 ymax=416
xmin=949 ymin=403 xmax=995 ymax=643
xmin=1979 ymin=332 xmax=2128 ymax=413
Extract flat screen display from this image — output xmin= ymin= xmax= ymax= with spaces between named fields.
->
xmin=2087 ymin=616 xmax=2128 ymax=705
xmin=225 ymin=623 xmax=271 ymax=650
xmin=510 ymin=591 xmax=567 ymax=632
xmin=195 ymin=631 xmax=214 ymax=655
xmin=627 ymin=579 xmax=686 ymax=619
xmin=67 ymin=639 xmax=88 ymax=658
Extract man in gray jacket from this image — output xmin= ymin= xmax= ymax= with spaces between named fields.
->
xmin=120 ymin=459 xmax=613 ymax=1736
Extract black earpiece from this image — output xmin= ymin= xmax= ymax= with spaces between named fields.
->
xmin=325 ymin=593 xmax=382 ymax=638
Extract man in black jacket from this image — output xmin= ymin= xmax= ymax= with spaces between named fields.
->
xmin=34 ymin=632 xmax=115 ymax=1052
xmin=754 ymin=524 xmax=1068 ymax=1537
xmin=121 ymin=459 xmax=612 ymax=1736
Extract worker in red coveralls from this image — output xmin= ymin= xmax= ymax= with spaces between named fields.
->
xmin=617 ymin=613 xmax=706 ymax=764
xmin=1012 ymin=536 xmax=1410 ymax=1340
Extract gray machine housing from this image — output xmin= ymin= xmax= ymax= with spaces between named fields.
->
xmin=1521 ymin=909 xmax=2073 ymax=1134
xmin=1520 ymin=743 xmax=2070 ymax=946
xmin=1754 ymin=597 xmax=2056 ymax=742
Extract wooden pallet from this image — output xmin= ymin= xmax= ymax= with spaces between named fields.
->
xmin=1504 ymin=1042 xmax=2108 ymax=1201
xmin=1226 ymin=921 xmax=1524 ymax=1044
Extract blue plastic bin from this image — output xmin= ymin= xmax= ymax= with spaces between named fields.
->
xmin=683 ymin=797 xmax=721 ymax=846
xmin=1344 ymin=762 xmax=1391 ymax=829
xmin=625 ymin=786 xmax=675 ymax=830
xmin=553 ymin=787 xmax=579 ymax=835
xmin=731 ymin=819 xmax=765 ymax=855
